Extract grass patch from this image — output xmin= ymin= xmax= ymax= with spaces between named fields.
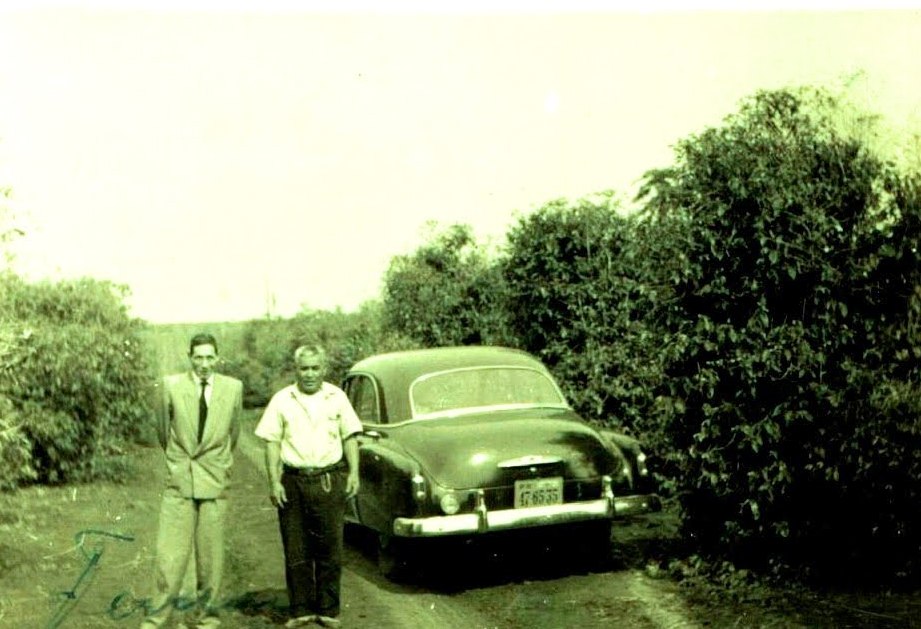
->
xmin=0 ymin=445 xmax=164 ymax=628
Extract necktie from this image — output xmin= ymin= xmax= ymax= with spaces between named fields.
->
xmin=198 ymin=378 xmax=208 ymax=442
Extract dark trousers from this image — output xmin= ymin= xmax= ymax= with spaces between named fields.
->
xmin=278 ymin=466 xmax=347 ymax=618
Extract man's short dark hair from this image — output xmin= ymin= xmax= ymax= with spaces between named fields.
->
xmin=189 ymin=333 xmax=218 ymax=355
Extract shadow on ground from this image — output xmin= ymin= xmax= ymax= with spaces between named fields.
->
xmin=222 ymin=588 xmax=289 ymax=624
xmin=343 ymin=518 xmax=659 ymax=595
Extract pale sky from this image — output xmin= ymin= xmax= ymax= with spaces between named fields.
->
xmin=1 ymin=2 xmax=920 ymax=323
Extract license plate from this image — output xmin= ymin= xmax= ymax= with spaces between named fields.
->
xmin=514 ymin=477 xmax=563 ymax=508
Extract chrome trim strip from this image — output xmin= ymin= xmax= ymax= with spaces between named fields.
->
xmin=497 ymin=454 xmax=564 ymax=468
xmin=414 ymin=402 xmax=571 ymax=421
xmin=359 ymin=404 xmax=571 ymax=429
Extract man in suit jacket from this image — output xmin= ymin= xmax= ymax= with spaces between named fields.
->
xmin=141 ymin=333 xmax=243 ymax=629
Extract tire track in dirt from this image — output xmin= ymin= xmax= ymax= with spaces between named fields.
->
xmin=625 ymin=573 xmax=703 ymax=629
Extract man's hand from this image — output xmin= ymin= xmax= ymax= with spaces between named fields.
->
xmin=270 ymin=480 xmax=287 ymax=508
xmin=345 ymin=472 xmax=360 ymax=499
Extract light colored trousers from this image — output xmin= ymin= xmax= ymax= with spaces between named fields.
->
xmin=141 ymin=490 xmax=227 ymax=627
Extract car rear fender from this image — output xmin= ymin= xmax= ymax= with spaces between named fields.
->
xmin=599 ymin=429 xmax=653 ymax=492
xmin=354 ymin=431 xmax=423 ymax=533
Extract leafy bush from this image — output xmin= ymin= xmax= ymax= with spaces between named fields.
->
xmin=288 ymin=303 xmax=417 ymax=384
xmin=0 ymin=274 xmax=156 ymax=486
xmin=637 ymin=88 xmax=921 ymax=582
xmin=502 ymin=194 xmax=663 ymax=428
xmin=372 ymin=86 xmax=921 ymax=584
xmin=140 ymin=321 xmax=249 ymax=377
xmin=381 ymin=223 xmax=513 ymax=347
xmin=0 ymin=395 xmax=35 ymax=490
xmin=220 ymin=302 xmax=416 ymax=407
xmin=218 ymin=318 xmax=295 ymax=407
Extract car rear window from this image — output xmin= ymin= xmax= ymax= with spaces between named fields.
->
xmin=410 ymin=366 xmax=567 ymax=417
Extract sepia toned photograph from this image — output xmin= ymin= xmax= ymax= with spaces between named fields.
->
xmin=1 ymin=1 xmax=919 ymax=627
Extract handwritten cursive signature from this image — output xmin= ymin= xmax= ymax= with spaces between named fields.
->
xmin=107 ymin=588 xmax=273 ymax=621
xmin=46 ymin=529 xmax=272 ymax=626
xmin=46 ymin=529 xmax=135 ymax=629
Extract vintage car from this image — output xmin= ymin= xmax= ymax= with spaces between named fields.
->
xmin=342 ymin=345 xmax=660 ymax=578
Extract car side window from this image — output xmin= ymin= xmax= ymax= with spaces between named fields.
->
xmin=346 ymin=375 xmax=380 ymax=424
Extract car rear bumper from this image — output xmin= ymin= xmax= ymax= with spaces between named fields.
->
xmin=614 ymin=493 xmax=662 ymax=518
xmin=392 ymin=476 xmax=660 ymax=538
xmin=394 ymin=497 xmax=614 ymax=537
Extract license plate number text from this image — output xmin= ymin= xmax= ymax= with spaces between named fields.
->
xmin=514 ymin=477 xmax=563 ymax=508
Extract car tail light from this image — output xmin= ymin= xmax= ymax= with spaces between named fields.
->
xmin=411 ymin=474 xmax=426 ymax=502
xmin=636 ymin=451 xmax=649 ymax=477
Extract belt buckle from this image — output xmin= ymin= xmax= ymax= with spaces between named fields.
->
xmin=288 ymin=460 xmax=342 ymax=477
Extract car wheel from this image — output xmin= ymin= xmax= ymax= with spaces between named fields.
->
xmin=377 ymin=533 xmax=413 ymax=581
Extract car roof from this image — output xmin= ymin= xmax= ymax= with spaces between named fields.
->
xmin=346 ymin=346 xmax=555 ymax=423
xmin=349 ymin=345 xmax=549 ymax=379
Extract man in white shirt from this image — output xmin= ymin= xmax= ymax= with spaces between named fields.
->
xmin=254 ymin=344 xmax=361 ymax=629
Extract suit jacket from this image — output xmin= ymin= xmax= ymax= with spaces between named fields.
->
xmin=157 ymin=371 xmax=243 ymax=499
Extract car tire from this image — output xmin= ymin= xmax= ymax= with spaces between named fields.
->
xmin=377 ymin=533 xmax=413 ymax=581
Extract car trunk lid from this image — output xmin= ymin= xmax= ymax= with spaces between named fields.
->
xmin=388 ymin=408 xmax=619 ymax=489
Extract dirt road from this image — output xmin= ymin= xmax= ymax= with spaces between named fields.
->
xmin=1 ymin=431 xmax=707 ymax=629
xmin=3 ymin=424 xmax=913 ymax=628
xmin=232 ymin=429 xmax=704 ymax=629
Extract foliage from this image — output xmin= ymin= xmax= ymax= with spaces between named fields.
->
xmin=343 ymin=86 xmax=921 ymax=584
xmin=636 ymin=88 xmax=921 ymax=582
xmin=0 ymin=394 xmax=35 ymax=490
xmin=220 ymin=302 xmax=415 ymax=407
xmin=381 ymin=223 xmax=513 ymax=348
xmin=140 ymin=320 xmax=251 ymax=377
xmin=0 ymin=185 xmax=21 ymax=269
xmin=218 ymin=318 xmax=294 ymax=407
xmin=0 ymin=274 xmax=156 ymax=487
xmin=501 ymin=194 xmax=669 ymax=442
xmin=380 ymin=197 xmax=679 ymax=485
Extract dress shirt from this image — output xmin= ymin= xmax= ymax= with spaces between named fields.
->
xmin=254 ymin=382 xmax=362 ymax=469
xmin=192 ymin=372 xmax=214 ymax=406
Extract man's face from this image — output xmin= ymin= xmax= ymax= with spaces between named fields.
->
xmin=295 ymin=352 xmax=326 ymax=395
xmin=189 ymin=343 xmax=218 ymax=379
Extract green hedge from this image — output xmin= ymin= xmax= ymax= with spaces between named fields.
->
xmin=502 ymin=194 xmax=665 ymax=428
xmin=381 ymin=224 xmax=513 ymax=348
xmin=220 ymin=303 xmax=416 ymax=408
xmin=638 ymin=88 xmax=921 ymax=582
xmin=0 ymin=275 xmax=156 ymax=487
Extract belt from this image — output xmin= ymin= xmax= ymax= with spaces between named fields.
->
xmin=282 ymin=460 xmax=346 ymax=478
